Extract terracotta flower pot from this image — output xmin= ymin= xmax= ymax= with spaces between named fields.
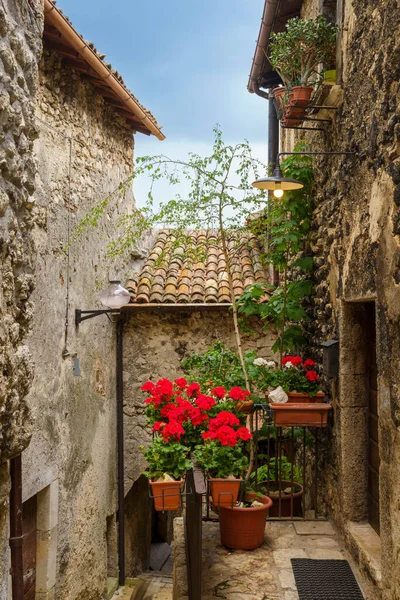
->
xmin=219 ymin=493 xmax=273 ymax=550
xmin=284 ymin=104 xmax=305 ymax=126
xmin=272 ymin=86 xmax=287 ymax=111
xmin=259 ymin=480 xmax=304 ymax=518
xmin=289 ymin=85 xmax=314 ymax=106
xmin=150 ymin=479 xmax=183 ymax=511
xmin=270 ymin=402 xmax=331 ymax=427
xmin=208 ymin=477 xmax=242 ymax=508
xmin=235 ymin=399 xmax=254 ymax=414
xmin=287 ymin=391 xmax=325 ymax=404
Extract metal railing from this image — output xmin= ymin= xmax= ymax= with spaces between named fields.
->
xmin=183 ymin=405 xmax=327 ymax=600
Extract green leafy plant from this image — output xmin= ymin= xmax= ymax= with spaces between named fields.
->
xmin=181 ymin=341 xmax=266 ymax=395
xmin=239 ymin=144 xmax=314 ymax=363
xmin=269 ymin=16 xmax=337 ymax=88
xmin=141 ymin=438 xmax=192 ymax=481
xmin=194 ymin=440 xmax=249 ymax=479
xmin=250 ymin=456 xmax=303 ymax=485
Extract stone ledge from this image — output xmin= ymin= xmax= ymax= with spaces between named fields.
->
xmin=346 ymin=522 xmax=382 ymax=590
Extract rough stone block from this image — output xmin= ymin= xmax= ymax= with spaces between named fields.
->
xmin=36 ymin=479 xmax=58 ymax=532
xmin=36 ymin=528 xmax=57 ymax=592
xmin=278 ymin=568 xmax=297 ymax=590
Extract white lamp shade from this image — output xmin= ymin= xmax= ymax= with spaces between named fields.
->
xmin=100 ymin=281 xmax=131 ymax=309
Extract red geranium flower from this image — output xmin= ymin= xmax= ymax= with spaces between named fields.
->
xmin=161 ymin=420 xmax=185 ymax=442
xmin=209 ymin=411 xmax=240 ymax=431
xmin=236 ymin=426 xmax=252 ymax=441
xmin=186 ymin=382 xmax=201 ymax=398
xmin=155 ymin=378 xmax=174 ymax=397
xmin=228 ymin=387 xmax=251 ymax=402
xmin=303 ymin=359 xmax=316 ymax=368
xmin=190 ymin=407 xmax=209 ymax=426
xmin=141 ymin=381 xmax=155 ymax=392
xmin=174 ymin=377 xmax=188 ymax=389
xmin=305 ymin=370 xmax=319 ymax=382
xmin=195 ymin=395 xmax=216 ymax=411
xmin=283 ymin=356 xmax=302 ymax=366
xmin=152 ymin=421 xmax=164 ymax=431
xmin=214 ymin=425 xmax=238 ymax=447
xmin=212 ymin=386 xmax=226 ymax=399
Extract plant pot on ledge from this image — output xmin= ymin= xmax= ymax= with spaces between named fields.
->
xmin=149 ymin=479 xmax=184 ymax=511
xmin=270 ymin=402 xmax=331 ymax=427
xmin=208 ymin=477 xmax=242 ymax=508
xmin=287 ymin=391 xmax=325 ymax=403
xmin=219 ymin=492 xmax=273 ymax=550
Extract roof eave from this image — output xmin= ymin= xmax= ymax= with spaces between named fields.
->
xmin=43 ymin=0 xmax=165 ymax=140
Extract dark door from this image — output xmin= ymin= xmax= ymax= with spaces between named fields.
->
xmin=22 ymin=495 xmax=37 ymax=600
xmin=366 ymin=303 xmax=380 ymax=535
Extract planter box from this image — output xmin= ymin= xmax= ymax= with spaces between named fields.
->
xmin=287 ymin=391 xmax=325 ymax=404
xmin=270 ymin=402 xmax=331 ymax=427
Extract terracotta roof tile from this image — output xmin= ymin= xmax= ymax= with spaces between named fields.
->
xmin=127 ymin=229 xmax=270 ymax=305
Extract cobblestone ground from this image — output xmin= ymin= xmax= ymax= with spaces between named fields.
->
xmin=202 ymin=520 xmax=369 ymax=600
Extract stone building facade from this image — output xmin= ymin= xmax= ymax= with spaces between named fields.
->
xmin=249 ymin=1 xmax=400 ymax=599
xmin=0 ymin=2 xmax=163 ymax=599
xmin=0 ymin=1 xmax=43 ymax=597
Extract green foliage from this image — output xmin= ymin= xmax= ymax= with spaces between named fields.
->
xmin=194 ymin=440 xmax=249 ymax=478
xmin=141 ymin=438 xmax=192 ymax=481
xmin=69 ymin=126 xmax=268 ymax=274
xmin=181 ymin=341 xmax=261 ymax=391
xmin=250 ymin=456 xmax=303 ymax=484
xmin=269 ymin=16 xmax=337 ymax=87
xmin=239 ymin=144 xmax=314 ymax=357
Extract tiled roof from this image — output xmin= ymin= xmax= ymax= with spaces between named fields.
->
xmin=126 ymin=230 xmax=269 ymax=305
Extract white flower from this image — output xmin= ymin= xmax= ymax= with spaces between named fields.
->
xmin=253 ymin=357 xmax=268 ymax=366
xmin=265 ymin=360 xmax=276 ymax=368
xmin=284 ymin=361 xmax=294 ymax=368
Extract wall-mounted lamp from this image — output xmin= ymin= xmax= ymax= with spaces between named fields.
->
xmin=252 ymin=151 xmax=355 ymax=196
xmin=75 ymin=280 xmax=130 ymax=325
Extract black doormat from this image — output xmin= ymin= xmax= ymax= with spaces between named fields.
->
xmin=291 ymin=559 xmax=364 ymax=600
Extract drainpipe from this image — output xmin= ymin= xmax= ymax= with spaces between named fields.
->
xmin=9 ymin=455 xmax=24 ymax=600
xmin=116 ymin=316 xmax=125 ymax=586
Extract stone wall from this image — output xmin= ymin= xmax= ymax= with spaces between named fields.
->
xmin=282 ymin=1 xmax=400 ymax=598
xmin=20 ymin=46 xmax=136 ymax=600
xmin=0 ymin=1 xmax=43 ymax=598
xmin=122 ymin=308 xmax=277 ymax=574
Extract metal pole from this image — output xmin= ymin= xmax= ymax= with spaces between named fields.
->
xmin=267 ymin=95 xmax=280 ymax=286
xmin=116 ymin=317 xmax=125 ymax=586
xmin=9 ymin=455 xmax=24 ymax=600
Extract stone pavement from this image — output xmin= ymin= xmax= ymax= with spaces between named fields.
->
xmin=110 ymin=572 xmax=173 ymax=600
xmin=202 ymin=520 xmax=369 ymax=600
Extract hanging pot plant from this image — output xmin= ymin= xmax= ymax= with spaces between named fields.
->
xmin=269 ymin=16 xmax=337 ymax=123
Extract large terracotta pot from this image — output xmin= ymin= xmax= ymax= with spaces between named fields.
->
xmin=284 ymin=104 xmax=305 ymax=126
xmin=270 ymin=402 xmax=331 ymax=427
xmin=150 ymin=479 xmax=183 ymax=511
xmin=289 ymin=85 xmax=314 ymax=106
xmin=287 ymin=391 xmax=325 ymax=404
xmin=208 ymin=477 xmax=242 ymax=508
xmin=219 ymin=493 xmax=273 ymax=550
xmin=259 ymin=480 xmax=304 ymax=517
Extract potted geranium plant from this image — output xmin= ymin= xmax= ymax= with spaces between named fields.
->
xmin=194 ymin=411 xmax=252 ymax=508
xmin=269 ymin=15 xmax=337 ymax=123
xmin=218 ymin=490 xmax=273 ymax=550
xmin=251 ymin=355 xmax=331 ymax=427
xmin=142 ymin=437 xmax=192 ymax=511
xmin=141 ymin=377 xmax=252 ymax=509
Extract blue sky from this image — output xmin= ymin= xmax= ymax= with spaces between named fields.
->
xmin=58 ymin=0 xmax=268 ymax=202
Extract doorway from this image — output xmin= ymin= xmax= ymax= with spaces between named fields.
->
xmin=22 ymin=495 xmax=37 ymax=600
